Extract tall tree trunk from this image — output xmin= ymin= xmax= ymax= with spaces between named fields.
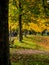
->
xmin=9 ymin=26 xmax=12 ymax=44
xmin=18 ymin=1 xmax=23 ymax=42
xmin=24 ymin=29 xmax=27 ymax=37
xmin=42 ymin=0 xmax=47 ymax=16
xmin=0 ymin=0 xmax=11 ymax=65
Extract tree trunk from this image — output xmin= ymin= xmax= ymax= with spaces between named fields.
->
xmin=42 ymin=0 xmax=47 ymax=16
xmin=0 ymin=0 xmax=11 ymax=65
xmin=18 ymin=1 xmax=23 ymax=42
xmin=24 ymin=30 xmax=27 ymax=37
xmin=9 ymin=26 xmax=12 ymax=44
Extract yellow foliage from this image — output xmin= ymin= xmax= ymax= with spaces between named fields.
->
xmin=9 ymin=22 xmax=18 ymax=31
xmin=22 ymin=23 xmax=29 ymax=30
xmin=29 ymin=22 xmax=46 ymax=32
xmin=47 ymin=27 xmax=49 ymax=31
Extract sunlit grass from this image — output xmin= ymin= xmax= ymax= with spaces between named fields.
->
xmin=10 ymin=35 xmax=49 ymax=65
xmin=10 ymin=35 xmax=49 ymax=51
xmin=14 ymin=39 xmax=39 ymax=50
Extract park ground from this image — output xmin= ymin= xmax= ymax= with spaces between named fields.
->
xmin=10 ymin=35 xmax=49 ymax=65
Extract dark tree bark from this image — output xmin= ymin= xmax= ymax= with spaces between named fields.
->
xmin=42 ymin=0 xmax=48 ymax=17
xmin=18 ymin=1 xmax=23 ymax=42
xmin=0 ymin=0 xmax=11 ymax=65
xmin=9 ymin=26 xmax=12 ymax=44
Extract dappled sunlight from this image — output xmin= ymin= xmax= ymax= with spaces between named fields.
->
xmin=10 ymin=35 xmax=49 ymax=51
xmin=9 ymin=0 xmax=49 ymax=65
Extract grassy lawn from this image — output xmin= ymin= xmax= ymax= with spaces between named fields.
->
xmin=12 ymin=61 xmax=48 ymax=65
xmin=10 ymin=35 xmax=49 ymax=51
xmin=11 ymin=52 xmax=49 ymax=65
xmin=11 ymin=53 xmax=49 ymax=65
xmin=10 ymin=35 xmax=49 ymax=65
xmin=10 ymin=52 xmax=49 ymax=65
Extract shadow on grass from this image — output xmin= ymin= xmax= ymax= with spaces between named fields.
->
xmin=21 ymin=40 xmax=41 ymax=50
xmin=25 ymin=36 xmax=35 ymax=40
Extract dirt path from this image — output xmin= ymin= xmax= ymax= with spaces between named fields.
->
xmin=10 ymin=49 xmax=49 ymax=55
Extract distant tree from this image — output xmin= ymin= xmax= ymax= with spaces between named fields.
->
xmin=41 ymin=29 xmax=46 ymax=36
xmin=0 ymin=0 xmax=11 ymax=65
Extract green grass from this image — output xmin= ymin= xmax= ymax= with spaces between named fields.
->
xmin=10 ymin=53 xmax=49 ymax=65
xmin=12 ymin=61 xmax=48 ymax=65
xmin=10 ymin=35 xmax=48 ymax=51
xmin=10 ymin=35 xmax=49 ymax=65
xmin=11 ymin=52 xmax=49 ymax=65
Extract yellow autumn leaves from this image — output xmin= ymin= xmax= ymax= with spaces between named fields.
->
xmin=9 ymin=19 xmax=49 ymax=33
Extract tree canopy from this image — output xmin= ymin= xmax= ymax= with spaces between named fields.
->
xmin=9 ymin=0 xmax=49 ymax=33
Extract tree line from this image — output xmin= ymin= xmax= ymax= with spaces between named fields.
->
xmin=9 ymin=0 xmax=49 ymax=42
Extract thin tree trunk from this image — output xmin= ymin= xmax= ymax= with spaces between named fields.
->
xmin=9 ymin=26 xmax=12 ymax=44
xmin=0 ymin=0 xmax=11 ymax=65
xmin=42 ymin=0 xmax=47 ymax=16
xmin=18 ymin=1 xmax=23 ymax=42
